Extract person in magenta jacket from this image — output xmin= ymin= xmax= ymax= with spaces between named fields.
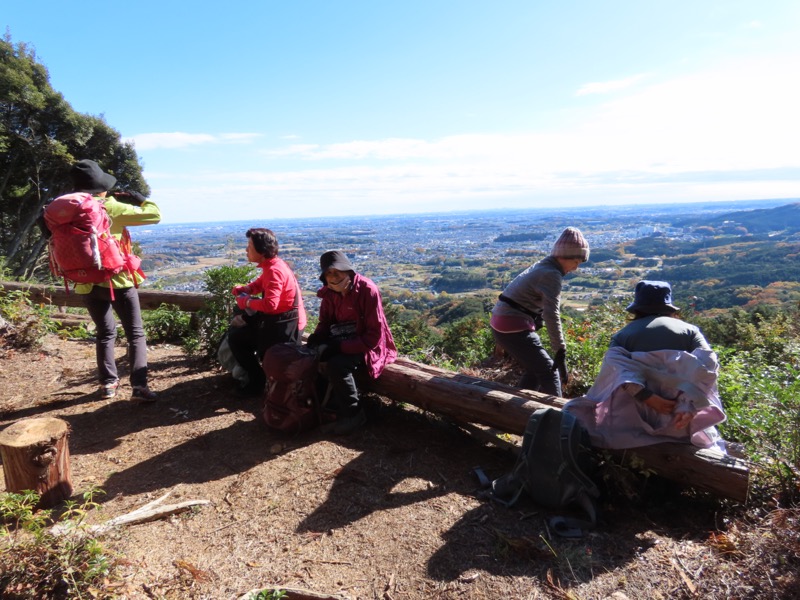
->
xmin=229 ymin=228 xmax=307 ymax=396
xmin=306 ymin=250 xmax=397 ymax=434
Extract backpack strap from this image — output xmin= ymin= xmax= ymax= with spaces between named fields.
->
xmin=547 ymin=415 xmax=599 ymax=537
xmin=548 ymin=492 xmax=597 ymax=538
xmin=119 ymin=227 xmax=145 ymax=287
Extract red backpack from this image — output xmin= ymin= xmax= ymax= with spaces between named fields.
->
xmin=261 ymin=343 xmax=322 ymax=434
xmin=44 ymin=193 xmax=142 ymax=298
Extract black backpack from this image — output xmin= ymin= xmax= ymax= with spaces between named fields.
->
xmin=491 ymin=407 xmax=600 ymax=537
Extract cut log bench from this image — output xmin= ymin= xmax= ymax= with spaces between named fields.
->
xmin=0 ymin=281 xmax=750 ymax=502
xmin=0 ymin=417 xmax=73 ymax=508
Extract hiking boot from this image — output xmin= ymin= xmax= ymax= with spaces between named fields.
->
xmin=100 ymin=381 xmax=119 ymax=399
xmin=321 ymin=408 xmax=367 ymax=436
xmin=131 ymin=386 xmax=157 ymax=402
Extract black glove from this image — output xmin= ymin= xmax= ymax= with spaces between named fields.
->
xmin=306 ymin=332 xmax=328 ymax=349
xmin=111 ymin=190 xmax=146 ymax=206
xmin=318 ymin=339 xmax=340 ymax=362
xmin=552 ymin=348 xmax=569 ymax=385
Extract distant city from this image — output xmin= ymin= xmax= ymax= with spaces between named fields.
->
xmin=136 ymin=198 xmax=796 ymax=314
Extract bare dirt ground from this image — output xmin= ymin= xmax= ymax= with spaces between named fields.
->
xmin=1 ymin=334 xmax=798 ymax=599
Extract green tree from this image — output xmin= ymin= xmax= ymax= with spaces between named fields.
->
xmin=1 ymin=35 xmax=148 ymax=279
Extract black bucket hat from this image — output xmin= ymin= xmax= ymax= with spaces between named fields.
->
xmin=70 ymin=159 xmax=117 ymax=193
xmin=626 ymin=280 xmax=680 ymax=315
xmin=319 ymin=250 xmax=355 ymax=282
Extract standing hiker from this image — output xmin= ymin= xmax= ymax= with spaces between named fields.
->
xmin=67 ymin=159 xmax=161 ymax=401
xmin=490 ymin=227 xmax=590 ymax=397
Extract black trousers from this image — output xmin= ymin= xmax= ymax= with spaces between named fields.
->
xmin=228 ymin=309 xmax=301 ymax=389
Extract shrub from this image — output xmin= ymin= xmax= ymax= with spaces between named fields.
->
xmin=561 ymin=301 xmax=628 ymax=396
xmin=0 ymin=488 xmax=123 ymax=598
xmin=184 ymin=264 xmax=256 ymax=360
xmin=440 ymin=314 xmax=495 ymax=366
xmin=143 ymin=303 xmax=193 ymax=344
xmin=716 ymin=347 xmax=800 ymax=503
xmin=0 ymin=289 xmax=57 ymax=349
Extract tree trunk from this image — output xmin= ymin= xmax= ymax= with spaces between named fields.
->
xmin=16 ymin=235 xmax=48 ymax=280
xmin=0 ymin=417 xmax=73 ymax=508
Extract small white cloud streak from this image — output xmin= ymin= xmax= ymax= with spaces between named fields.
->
xmin=128 ymin=132 xmax=260 ymax=150
xmin=576 ymin=73 xmax=649 ymax=96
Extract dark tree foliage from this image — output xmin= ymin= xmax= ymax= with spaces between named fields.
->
xmin=431 ymin=296 xmax=492 ymax=326
xmin=429 ymin=270 xmax=487 ymax=293
xmin=585 ymin=248 xmax=622 ymax=264
xmin=0 ymin=35 xmax=148 ymax=278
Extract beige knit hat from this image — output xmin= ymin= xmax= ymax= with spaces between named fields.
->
xmin=551 ymin=227 xmax=590 ymax=262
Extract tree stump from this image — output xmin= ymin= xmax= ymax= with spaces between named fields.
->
xmin=0 ymin=417 xmax=73 ymax=508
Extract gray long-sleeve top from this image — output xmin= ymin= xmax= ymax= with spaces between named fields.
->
xmin=491 ymin=256 xmax=566 ymax=352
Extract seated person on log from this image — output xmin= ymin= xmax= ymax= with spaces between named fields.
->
xmin=306 ymin=251 xmax=397 ymax=435
xmin=228 ymin=228 xmax=307 ymax=396
xmin=564 ymin=280 xmax=727 ymax=451
xmin=490 ymin=227 xmax=590 ymax=397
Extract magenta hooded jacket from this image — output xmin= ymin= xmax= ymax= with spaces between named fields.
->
xmin=315 ymin=272 xmax=397 ymax=379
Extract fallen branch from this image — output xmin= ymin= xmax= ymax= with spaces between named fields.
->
xmin=51 ymin=490 xmax=211 ymax=536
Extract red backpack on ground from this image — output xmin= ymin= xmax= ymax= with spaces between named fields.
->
xmin=261 ymin=343 xmax=322 ymax=434
xmin=44 ymin=193 xmax=142 ymax=298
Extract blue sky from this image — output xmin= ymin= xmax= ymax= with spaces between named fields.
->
xmin=5 ymin=1 xmax=800 ymax=223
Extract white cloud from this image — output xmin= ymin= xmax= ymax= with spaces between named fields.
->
xmin=128 ymin=132 xmax=260 ymax=150
xmin=575 ymin=73 xmax=649 ymax=96
xmin=143 ymin=54 xmax=800 ymax=221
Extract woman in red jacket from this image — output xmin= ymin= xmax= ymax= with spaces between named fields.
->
xmin=229 ymin=228 xmax=307 ymax=396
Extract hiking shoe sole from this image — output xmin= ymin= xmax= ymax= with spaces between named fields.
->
xmin=100 ymin=381 xmax=120 ymax=399
xmin=131 ymin=387 xmax=157 ymax=402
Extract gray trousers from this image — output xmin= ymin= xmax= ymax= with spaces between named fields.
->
xmin=83 ymin=285 xmax=148 ymax=387
xmin=492 ymin=328 xmax=561 ymax=396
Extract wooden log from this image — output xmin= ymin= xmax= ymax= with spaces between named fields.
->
xmin=0 ymin=417 xmax=73 ymax=508
xmin=368 ymin=357 xmax=750 ymax=502
xmin=0 ymin=280 xmax=212 ymax=312
xmin=365 ymin=360 xmax=559 ymax=434
xmin=51 ymin=313 xmax=94 ymax=330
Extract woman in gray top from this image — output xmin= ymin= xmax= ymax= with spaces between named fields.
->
xmin=490 ymin=227 xmax=590 ymax=396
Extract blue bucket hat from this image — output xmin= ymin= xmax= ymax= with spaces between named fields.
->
xmin=626 ymin=280 xmax=680 ymax=315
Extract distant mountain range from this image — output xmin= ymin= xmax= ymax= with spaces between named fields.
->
xmin=680 ymin=201 xmax=800 ymax=233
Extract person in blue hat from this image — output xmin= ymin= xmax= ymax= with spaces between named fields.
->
xmin=609 ymin=280 xmax=712 ymax=430
xmin=564 ymin=280 xmax=726 ymax=450
xmin=611 ymin=280 xmax=710 ymax=352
